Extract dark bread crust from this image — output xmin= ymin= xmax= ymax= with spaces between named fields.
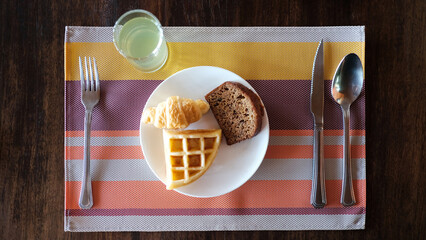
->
xmin=205 ymin=81 xmax=264 ymax=145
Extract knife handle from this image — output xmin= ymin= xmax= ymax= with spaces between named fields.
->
xmin=311 ymin=124 xmax=327 ymax=208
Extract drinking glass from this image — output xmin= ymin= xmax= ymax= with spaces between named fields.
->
xmin=113 ymin=9 xmax=168 ymax=72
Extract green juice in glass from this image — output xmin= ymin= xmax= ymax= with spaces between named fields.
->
xmin=114 ymin=14 xmax=168 ymax=72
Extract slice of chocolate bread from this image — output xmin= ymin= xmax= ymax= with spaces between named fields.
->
xmin=205 ymin=81 xmax=264 ymax=145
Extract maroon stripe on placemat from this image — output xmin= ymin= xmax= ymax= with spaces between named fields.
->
xmin=66 ymin=207 xmax=366 ymax=217
xmin=65 ymin=80 xmax=161 ymax=131
xmin=65 ymin=80 xmax=365 ymax=131
xmin=248 ymin=80 xmax=365 ymax=131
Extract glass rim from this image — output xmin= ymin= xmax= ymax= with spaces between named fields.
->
xmin=112 ymin=9 xmax=165 ymax=61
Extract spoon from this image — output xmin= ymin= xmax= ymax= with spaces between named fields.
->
xmin=331 ymin=53 xmax=364 ymax=206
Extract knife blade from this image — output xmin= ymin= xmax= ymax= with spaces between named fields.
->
xmin=310 ymin=39 xmax=327 ymax=208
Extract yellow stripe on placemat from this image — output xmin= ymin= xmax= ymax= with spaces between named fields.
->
xmin=65 ymin=42 xmax=364 ymax=81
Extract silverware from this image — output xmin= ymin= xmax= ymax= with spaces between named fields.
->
xmin=310 ymin=40 xmax=327 ymax=208
xmin=78 ymin=56 xmax=100 ymax=209
xmin=331 ymin=53 xmax=363 ymax=206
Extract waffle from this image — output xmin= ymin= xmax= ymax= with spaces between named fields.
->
xmin=162 ymin=129 xmax=222 ymax=189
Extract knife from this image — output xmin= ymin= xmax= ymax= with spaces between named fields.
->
xmin=310 ymin=39 xmax=327 ymax=208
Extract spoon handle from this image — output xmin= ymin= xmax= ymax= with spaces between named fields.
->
xmin=341 ymin=106 xmax=356 ymax=206
xmin=310 ymin=124 xmax=327 ymax=208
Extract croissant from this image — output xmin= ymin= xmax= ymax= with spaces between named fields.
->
xmin=142 ymin=96 xmax=210 ymax=129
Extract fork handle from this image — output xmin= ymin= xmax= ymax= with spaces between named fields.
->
xmin=79 ymin=109 xmax=94 ymax=209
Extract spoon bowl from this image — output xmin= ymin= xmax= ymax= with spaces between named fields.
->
xmin=332 ymin=54 xmax=364 ymax=107
xmin=331 ymin=53 xmax=364 ymax=206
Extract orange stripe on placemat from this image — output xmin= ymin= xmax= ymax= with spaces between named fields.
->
xmin=65 ymin=146 xmax=143 ymax=160
xmin=270 ymin=130 xmax=313 ymax=136
xmin=265 ymin=145 xmax=313 ymax=159
xmin=65 ymin=130 xmax=140 ymax=137
xmin=64 ymin=142 xmax=365 ymax=160
xmin=269 ymin=130 xmax=366 ymax=136
xmin=323 ymin=130 xmax=366 ymax=136
xmin=324 ymin=145 xmax=365 ymax=159
xmin=65 ymin=180 xmax=366 ymax=209
xmin=265 ymin=145 xmax=365 ymax=159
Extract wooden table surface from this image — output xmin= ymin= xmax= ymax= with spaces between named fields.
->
xmin=1 ymin=0 xmax=425 ymax=239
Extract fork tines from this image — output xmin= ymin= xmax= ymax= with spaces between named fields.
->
xmin=79 ymin=56 xmax=100 ymax=92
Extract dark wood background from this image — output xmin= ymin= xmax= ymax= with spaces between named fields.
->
xmin=1 ymin=0 xmax=425 ymax=239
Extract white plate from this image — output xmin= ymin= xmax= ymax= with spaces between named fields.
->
xmin=140 ymin=66 xmax=269 ymax=197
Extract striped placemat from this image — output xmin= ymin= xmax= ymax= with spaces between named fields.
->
xmin=64 ymin=26 xmax=365 ymax=231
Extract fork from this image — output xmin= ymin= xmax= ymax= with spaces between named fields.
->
xmin=78 ymin=57 xmax=100 ymax=209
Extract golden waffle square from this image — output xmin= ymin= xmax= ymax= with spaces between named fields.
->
xmin=162 ymin=129 xmax=222 ymax=189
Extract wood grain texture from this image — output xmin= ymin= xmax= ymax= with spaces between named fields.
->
xmin=0 ymin=0 xmax=425 ymax=239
